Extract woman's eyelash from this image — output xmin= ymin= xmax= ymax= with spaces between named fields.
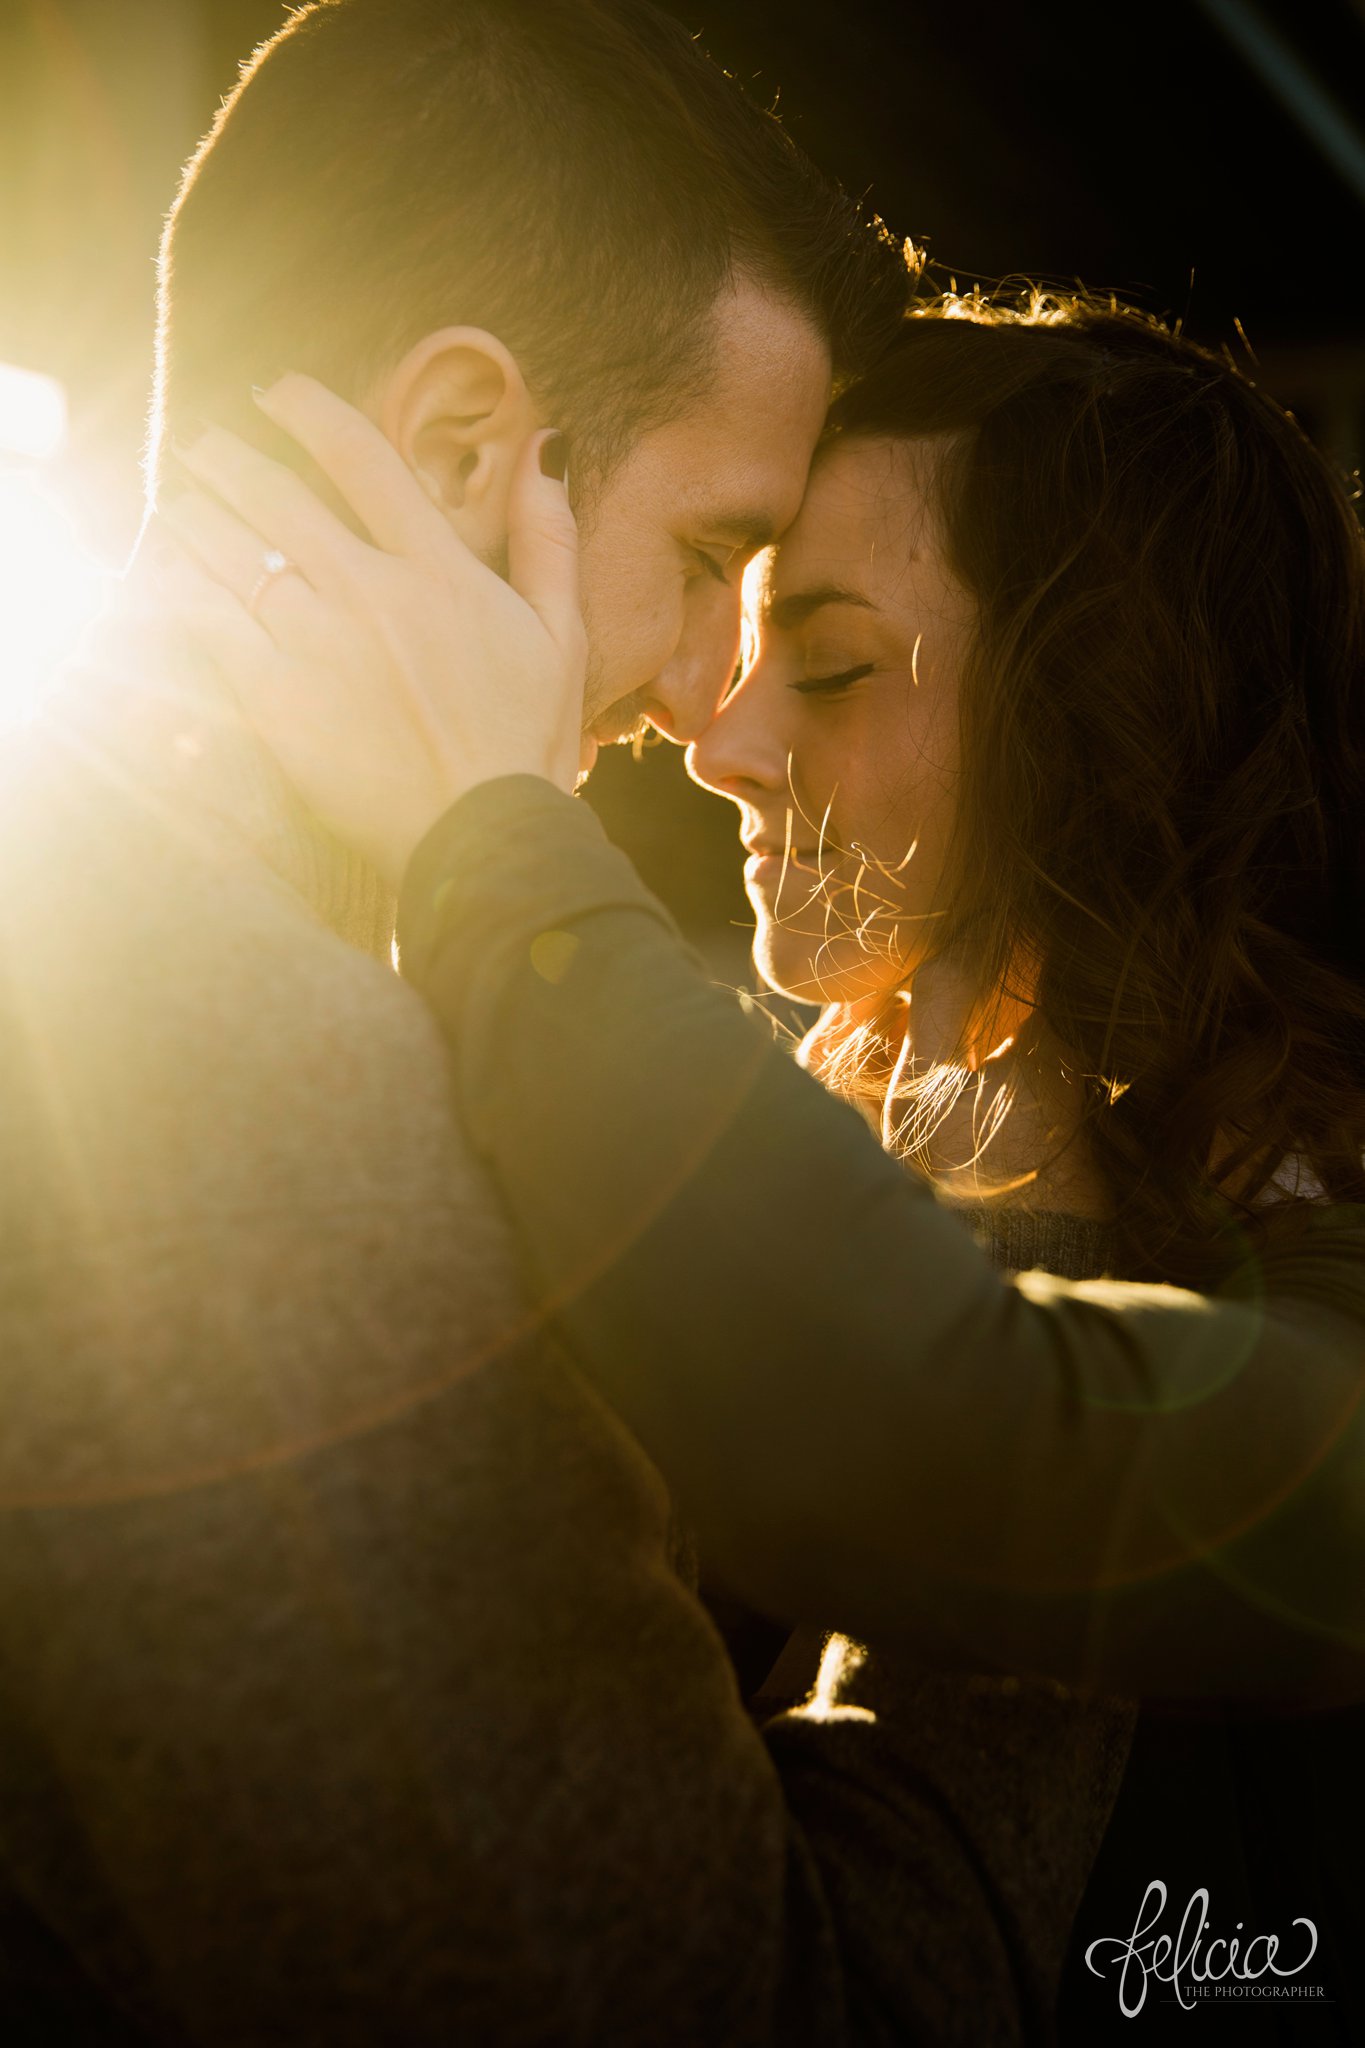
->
xmin=694 ymin=548 xmax=731 ymax=586
xmin=789 ymin=664 xmax=876 ymax=696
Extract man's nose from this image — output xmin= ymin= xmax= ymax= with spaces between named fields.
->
xmin=643 ymin=581 xmax=743 ymax=744
xmin=686 ymin=659 xmax=789 ymax=801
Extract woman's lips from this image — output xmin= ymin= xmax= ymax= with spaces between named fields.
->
xmin=744 ymin=847 xmax=821 ymax=888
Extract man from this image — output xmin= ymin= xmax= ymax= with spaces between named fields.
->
xmin=153 ymin=0 xmax=907 ymax=754
xmin=0 ymin=4 xmax=1124 ymax=2041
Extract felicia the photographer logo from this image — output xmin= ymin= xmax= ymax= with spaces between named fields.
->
xmin=1085 ymin=1881 xmax=1321 ymax=2018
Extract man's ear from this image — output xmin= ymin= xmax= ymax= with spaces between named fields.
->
xmin=376 ymin=327 xmax=538 ymax=557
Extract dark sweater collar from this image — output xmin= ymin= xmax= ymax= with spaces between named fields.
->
xmin=946 ymin=1202 xmax=1121 ymax=1283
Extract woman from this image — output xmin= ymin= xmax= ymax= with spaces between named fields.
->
xmin=165 ymin=293 xmax=1365 ymax=2022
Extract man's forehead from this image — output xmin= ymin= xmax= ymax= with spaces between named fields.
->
xmin=630 ymin=401 xmax=807 ymax=522
xmin=674 ymin=282 xmax=833 ymax=521
xmin=667 ymin=397 xmax=819 ymax=535
xmin=706 ymin=275 xmax=833 ymax=409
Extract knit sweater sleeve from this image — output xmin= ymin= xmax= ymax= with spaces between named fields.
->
xmin=398 ymin=775 xmax=1365 ymax=1707
xmin=1 ymin=700 xmax=1125 ymax=2048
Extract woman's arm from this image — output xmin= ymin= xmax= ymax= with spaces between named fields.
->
xmin=399 ymin=774 xmax=1365 ymax=1707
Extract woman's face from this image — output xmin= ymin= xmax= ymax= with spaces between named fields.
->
xmin=687 ymin=435 xmax=974 ymax=1005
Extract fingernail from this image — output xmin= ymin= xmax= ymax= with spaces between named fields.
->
xmin=539 ymin=430 xmax=568 ymax=483
xmin=251 ymin=382 xmax=275 ymax=410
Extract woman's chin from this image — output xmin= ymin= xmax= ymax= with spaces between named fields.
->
xmin=752 ymin=923 xmax=891 ymax=1008
xmin=747 ymin=925 xmax=810 ymax=1002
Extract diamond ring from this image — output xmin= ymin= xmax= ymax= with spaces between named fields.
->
xmin=246 ymin=547 xmax=301 ymax=618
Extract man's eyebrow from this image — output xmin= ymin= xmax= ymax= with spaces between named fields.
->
xmin=698 ymin=512 xmax=777 ymax=551
xmin=765 ymin=585 xmax=878 ymax=629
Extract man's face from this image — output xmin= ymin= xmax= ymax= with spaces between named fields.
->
xmin=575 ymin=278 xmax=832 ymax=749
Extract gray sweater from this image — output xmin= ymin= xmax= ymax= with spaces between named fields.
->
xmin=0 ymin=632 xmax=1129 ymax=2045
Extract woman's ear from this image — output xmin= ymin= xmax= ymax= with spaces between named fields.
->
xmin=376 ymin=327 xmax=538 ymax=559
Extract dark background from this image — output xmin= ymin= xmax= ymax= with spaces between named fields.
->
xmin=3 ymin=0 xmax=1362 ymax=975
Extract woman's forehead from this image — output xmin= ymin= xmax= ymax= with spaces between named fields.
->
xmin=763 ymin=437 xmax=942 ymax=612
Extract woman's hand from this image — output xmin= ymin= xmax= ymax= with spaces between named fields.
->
xmin=151 ymin=376 xmax=588 ymax=887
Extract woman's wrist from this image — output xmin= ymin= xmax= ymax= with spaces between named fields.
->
xmin=396 ymin=776 xmax=609 ymax=987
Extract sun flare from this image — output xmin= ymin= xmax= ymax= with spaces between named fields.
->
xmin=0 ymin=469 xmax=111 ymax=726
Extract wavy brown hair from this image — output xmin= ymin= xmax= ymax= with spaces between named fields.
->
xmin=814 ymin=292 xmax=1365 ymax=1285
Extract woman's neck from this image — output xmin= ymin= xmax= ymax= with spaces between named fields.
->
xmin=807 ymin=964 xmax=1115 ymax=1220
xmin=918 ymin=1051 xmax=1114 ymax=1219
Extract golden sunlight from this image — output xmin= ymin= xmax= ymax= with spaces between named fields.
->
xmin=0 ymin=363 xmax=67 ymax=462
xmin=0 ymin=469 xmax=110 ymax=725
xmin=0 ymin=365 xmax=110 ymax=725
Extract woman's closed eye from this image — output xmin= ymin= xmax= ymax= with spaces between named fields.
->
xmin=789 ymin=663 xmax=877 ymax=697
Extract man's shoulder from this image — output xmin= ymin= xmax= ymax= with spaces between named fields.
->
xmin=0 ymin=680 xmax=484 ymax=1239
xmin=0 ymin=676 xmax=417 ymax=1029
xmin=0 ymin=685 xmax=542 ymax=1497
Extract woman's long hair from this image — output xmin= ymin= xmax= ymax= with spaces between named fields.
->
xmin=811 ymin=292 xmax=1365 ymax=1285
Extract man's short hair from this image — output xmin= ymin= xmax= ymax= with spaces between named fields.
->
xmin=154 ymin=0 xmax=912 ymax=483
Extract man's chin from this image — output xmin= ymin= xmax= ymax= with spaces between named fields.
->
xmin=574 ymin=734 xmax=599 ymax=788
xmin=584 ymin=692 xmax=654 ymax=752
